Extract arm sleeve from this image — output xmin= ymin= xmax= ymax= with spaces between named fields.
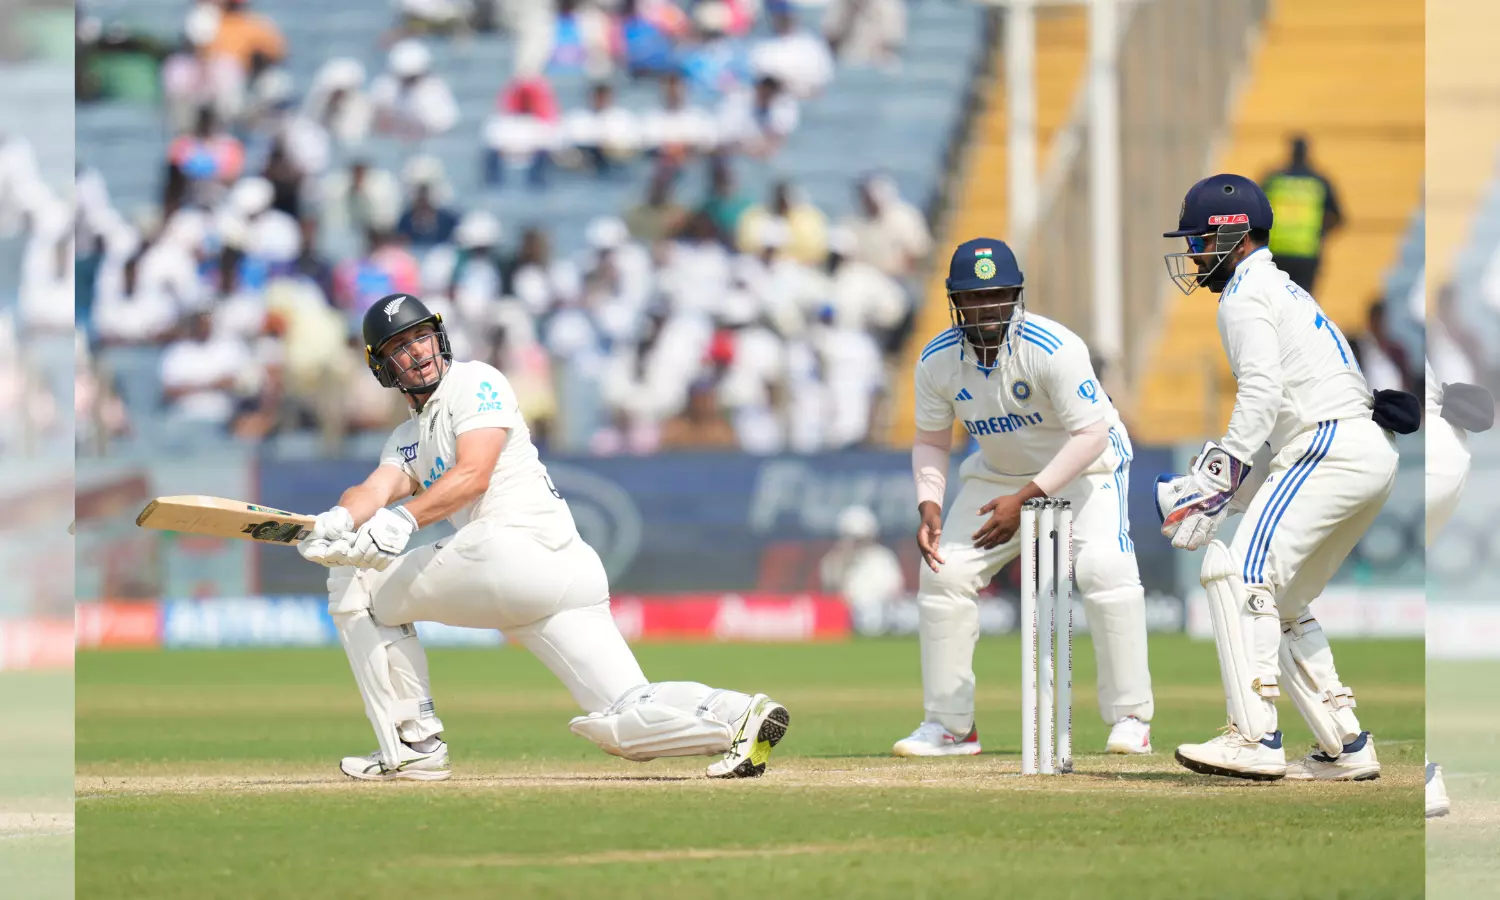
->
xmin=1032 ymin=418 xmax=1111 ymax=497
xmin=913 ymin=361 xmax=955 ymax=433
xmin=1038 ymin=337 xmax=1108 ymax=433
xmin=912 ymin=428 xmax=952 ymax=507
xmin=450 ymin=363 xmax=524 ymax=435
xmin=1219 ymin=292 xmax=1282 ymax=461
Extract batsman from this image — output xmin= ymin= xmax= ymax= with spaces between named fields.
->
xmin=296 ymin=293 xmax=789 ymax=781
xmin=1156 ymin=174 xmax=1420 ymax=781
xmin=896 ymin=238 xmax=1156 ymax=759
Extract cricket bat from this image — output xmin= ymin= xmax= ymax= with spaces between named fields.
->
xmin=136 ymin=496 xmax=316 ymax=546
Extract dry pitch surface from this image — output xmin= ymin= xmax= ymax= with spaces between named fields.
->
xmin=1428 ymin=659 xmax=1500 ymax=899
xmin=77 ymin=638 xmax=1424 ymax=899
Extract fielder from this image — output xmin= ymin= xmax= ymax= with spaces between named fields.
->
xmin=896 ymin=238 xmax=1156 ymax=758
xmin=297 ymin=293 xmax=790 ymax=781
xmin=1424 ymin=357 xmax=1495 ymax=817
xmin=1155 ymin=174 xmax=1420 ymax=781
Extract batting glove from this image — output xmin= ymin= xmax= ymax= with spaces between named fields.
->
xmin=311 ymin=506 xmax=356 ymax=542
xmin=298 ymin=533 xmax=357 ymax=568
xmin=348 ymin=506 xmax=419 ymax=571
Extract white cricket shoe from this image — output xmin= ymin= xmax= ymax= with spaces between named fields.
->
xmin=1106 ymin=716 xmax=1153 ymax=754
xmin=1283 ymin=732 xmax=1381 ymax=782
xmin=891 ymin=721 xmax=982 ymax=757
xmin=1427 ymin=760 xmax=1452 ymax=819
xmin=340 ymin=739 xmax=451 ymax=782
xmin=706 ymin=694 xmax=790 ymax=778
xmin=1175 ymin=726 xmax=1286 ymax=781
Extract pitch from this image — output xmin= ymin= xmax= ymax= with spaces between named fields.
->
xmin=1427 ymin=658 xmax=1500 ymax=898
xmin=0 ymin=670 xmax=73 ymax=900
xmin=76 ymin=636 xmax=1423 ymax=899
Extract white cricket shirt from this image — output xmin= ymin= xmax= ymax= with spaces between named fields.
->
xmin=913 ymin=311 xmax=1126 ymax=479
xmin=1216 ymin=247 xmax=1373 ymax=460
xmin=378 ymin=359 xmax=575 ymax=535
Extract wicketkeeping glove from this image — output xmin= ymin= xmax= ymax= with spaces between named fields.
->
xmin=347 ymin=506 xmax=420 ymax=571
xmin=1155 ymin=441 xmax=1250 ymax=551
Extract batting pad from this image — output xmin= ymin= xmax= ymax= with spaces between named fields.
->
xmin=1200 ymin=541 xmax=1279 ymax=741
xmin=1279 ymin=614 xmax=1361 ymax=756
xmin=569 ymin=705 xmax=734 ymax=762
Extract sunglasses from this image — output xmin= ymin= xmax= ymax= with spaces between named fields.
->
xmin=1186 ymin=234 xmax=1211 ymax=254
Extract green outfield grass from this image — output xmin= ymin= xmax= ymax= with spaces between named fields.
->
xmin=0 ymin=670 xmax=74 ymax=900
xmin=1427 ymin=658 xmax=1500 ymax=898
xmin=76 ymin=636 xmax=1424 ymax=899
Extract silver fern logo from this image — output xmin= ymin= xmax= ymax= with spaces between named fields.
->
xmin=384 ymin=296 xmax=407 ymax=319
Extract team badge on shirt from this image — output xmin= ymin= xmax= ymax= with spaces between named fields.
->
xmin=1011 ymin=379 xmax=1033 ymax=403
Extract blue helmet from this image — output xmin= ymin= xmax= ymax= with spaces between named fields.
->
xmin=1163 ymin=174 xmax=1273 ymax=295
xmin=945 ymin=237 xmax=1023 ymax=293
xmin=944 ymin=238 xmax=1024 ymax=362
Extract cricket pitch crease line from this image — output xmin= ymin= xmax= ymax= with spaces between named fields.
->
xmin=0 ymin=813 xmax=73 ymax=840
xmin=408 ymin=839 xmax=921 ymax=869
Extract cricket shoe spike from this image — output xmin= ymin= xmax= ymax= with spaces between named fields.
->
xmin=1174 ymin=724 xmax=1286 ymax=781
xmin=1283 ymin=731 xmax=1380 ymax=782
xmin=707 ymin=694 xmax=790 ymax=778
xmin=340 ymin=739 xmax=451 ymax=782
xmin=1427 ymin=760 xmax=1452 ymax=819
xmin=1105 ymin=716 xmax=1153 ymax=754
xmin=891 ymin=721 xmax=982 ymax=757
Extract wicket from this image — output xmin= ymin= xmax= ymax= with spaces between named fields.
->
xmin=1020 ymin=498 xmax=1073 ymax=775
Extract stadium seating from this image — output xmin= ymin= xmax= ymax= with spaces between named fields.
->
xmin=1133 ymin=0 xmax=1423 ymax=443
xmin=888 ymin=5 xmax=1088 ymax=446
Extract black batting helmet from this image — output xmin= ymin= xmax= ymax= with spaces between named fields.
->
xmin=362 ymin=293 xmax=453 ymax=394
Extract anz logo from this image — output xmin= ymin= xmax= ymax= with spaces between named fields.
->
xmin=963 ymin=412 xmax=1045 ymax=436
xmin=423 ymin=455 xmax=449 ymax=489
xmin=476 ymin=382 xmax=504 ymax=413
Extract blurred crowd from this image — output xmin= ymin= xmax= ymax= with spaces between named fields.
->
xmin=75 ymin=0 xmax=932 ymax=456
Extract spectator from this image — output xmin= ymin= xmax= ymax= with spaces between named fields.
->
xmin=204 ymin=0 xmax=287 ymax=79
xmin=677 ymin=2 xmax=751 ymax=98
xmin=422 ymin=210 xmax=505 ymax=330
xmin=839 ymin=172 xmax=931 ymax=279
xmin=581 ymin=215 xmax=654 ymax=336
xmin=160 ymin=3 xmax=248 ymax=134
xmin=736 ymin=179 xmax=826 ymax=265
xmin=658 ymin=210 xmax=732 ymax=316
xmin=319 ymin=159 xmax=403 ymax=259
xmin=393 ymin=0 xmax=470 ymax=40
xmin=165 ymin=107 xmax=245 ymax=214
xmin=824 ymin=0 xmax=906 ymax=69
xmin=750 ymin=3 xmax=834 ymax=100
xmin=331 ymin=229 xmax=421 ymax=320
xmin=94 ymin=243 xmax=181 ymax=346
xmin=506 ymin=226 xmax=581 ymax=318
xmin=302 ymin=58 xmax=374 ymax=151
xmin=659 ymin=375 xmax=738 ymax=449
xmin=484 ymin=75 xmax=562 ymax=189
xmin=698 ymin=155 xmax=752 ymax=245
xmin=640 ymin=70 xmax=718 ymax=168
xmin=1260 ymin=135 xmax=1344 ymax=295
xmin=1351 ymin=299 xmax=1413 ymax=394
xmin=563 ymin=81 xmax=642 ymax=177
xmin=713 ymin=282 xmax=785 ymax=453
xmin=809 ymin=305 xmax=886 ymax=449
xmin=624 ymin=165 xmax=689 ymax=245
xmin=620 ymin=0 xmax=681 ymax=77
xmin=370 ymin=39 xmax=459 ymax=141
xmin=826 ymin=225 xmax=908 ymax=341
xmin=548 ymin=0 xmax=623 ymax=80
xmin=396 ymin=179 xmax=461 ymax=252
xmin=17 ymin=198 xmax=75 ymax=335
xmin=160 ymin=310 xmax=255 ymax=428
xmin=717 ymin=75 xmax=798 ymax=159
xmin=819 ymin=505 xmax=905 ymax=631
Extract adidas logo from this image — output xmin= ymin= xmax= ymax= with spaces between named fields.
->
xmin=384 ymin=296 xmax=407 ymax=319
xmin=955 ymin=388 xmax=974 ymax=402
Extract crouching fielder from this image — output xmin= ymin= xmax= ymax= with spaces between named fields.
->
xmin=1156 ymin=175 xmax=1420 ymax=782
xmin=1424 ymin=357 xmax=1495 ymax=817
xmin=299 ymin=293 xmax=789 ymax=781
xmin=894 ymin=238 xmax=1155 ymax=759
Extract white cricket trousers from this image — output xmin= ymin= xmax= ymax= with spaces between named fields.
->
xmin=1426 ymin=413 xmax=1471 ymax=545
xmin=917 ymin=453 xmax=1154 ymax=736
xmin=365 ymin=518 xmax=649 ymax=713
xmin=1228 ymin=416 xmax=1398 ymax=622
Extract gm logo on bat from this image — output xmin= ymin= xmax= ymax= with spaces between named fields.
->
xmin=241 ymin=521 xmax=312 ymax=543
